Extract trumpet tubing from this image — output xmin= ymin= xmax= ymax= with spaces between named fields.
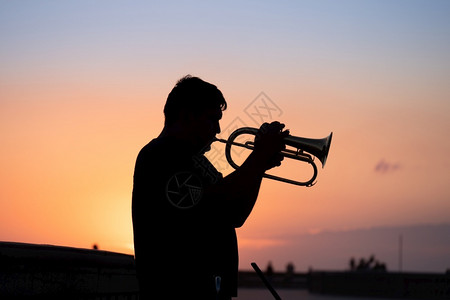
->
xmin=214 ymin=127 xmax=332 ymax=187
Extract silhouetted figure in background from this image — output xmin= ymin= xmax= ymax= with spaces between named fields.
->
xmin=285 ymin=262 xmax=295 ymax=283
xmin=266 ymin=261 xmax=274 ymax=279
xmin=132 ymin=75 xmax=288 ymax=299
xmin=349 ymin=257 xmax=356 ymax=271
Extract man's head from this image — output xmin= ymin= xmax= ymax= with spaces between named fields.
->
xmin=163 ymin=75 xmax=227 ymax=152
xmin=164 ymin=75 xmax=227 ymax=125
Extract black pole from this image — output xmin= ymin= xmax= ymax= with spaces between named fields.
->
xmin=251 ymin=262 xmax=282 ymax=300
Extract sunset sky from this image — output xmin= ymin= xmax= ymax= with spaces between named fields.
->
xmin=1 ymin=1 xmax=449 ymax=272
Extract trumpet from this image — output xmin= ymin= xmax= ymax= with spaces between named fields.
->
xmin=214 ymin=127 xmax=332 ymax=187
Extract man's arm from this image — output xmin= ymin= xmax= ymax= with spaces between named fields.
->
xmin=206 ymin=122 xmax=288 ymax=227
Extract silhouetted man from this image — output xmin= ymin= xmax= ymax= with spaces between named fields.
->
xmin=132 ymin=75 xmax=287 ymax=299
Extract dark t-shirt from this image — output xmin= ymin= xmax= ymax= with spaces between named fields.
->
xmin=132 ymin=137 xmax=238 ymax=299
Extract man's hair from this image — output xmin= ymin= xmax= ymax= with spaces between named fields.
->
xmin=164 ymin=75 xmax=227 ymax=125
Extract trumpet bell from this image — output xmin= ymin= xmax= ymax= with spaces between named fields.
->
xmin=284 ymin=132 xmax=332 ymax=168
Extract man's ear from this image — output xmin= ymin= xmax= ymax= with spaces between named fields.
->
xmin=177 ymin=110 xmax=188 ymax=122
xmin=180 ymin=110 xmax=197 ymax=122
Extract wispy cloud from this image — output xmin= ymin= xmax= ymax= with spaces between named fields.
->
xmin=374 ymin=159 xmax=402 ymax=174
xmin=239 ymin=238 xmax=288 ymax=250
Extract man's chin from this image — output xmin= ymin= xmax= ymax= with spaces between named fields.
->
xmin=201 ymin=144 xmax=211 ymax=154
xmin=198 ymin=137 xmax=216 ymax=154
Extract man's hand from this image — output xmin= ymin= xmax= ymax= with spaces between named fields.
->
xmin=253 ymin=121 xmax=290 ymax=171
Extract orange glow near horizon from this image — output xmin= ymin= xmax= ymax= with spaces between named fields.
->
xmin=2 ymin=78 xmax=449 ymax=256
